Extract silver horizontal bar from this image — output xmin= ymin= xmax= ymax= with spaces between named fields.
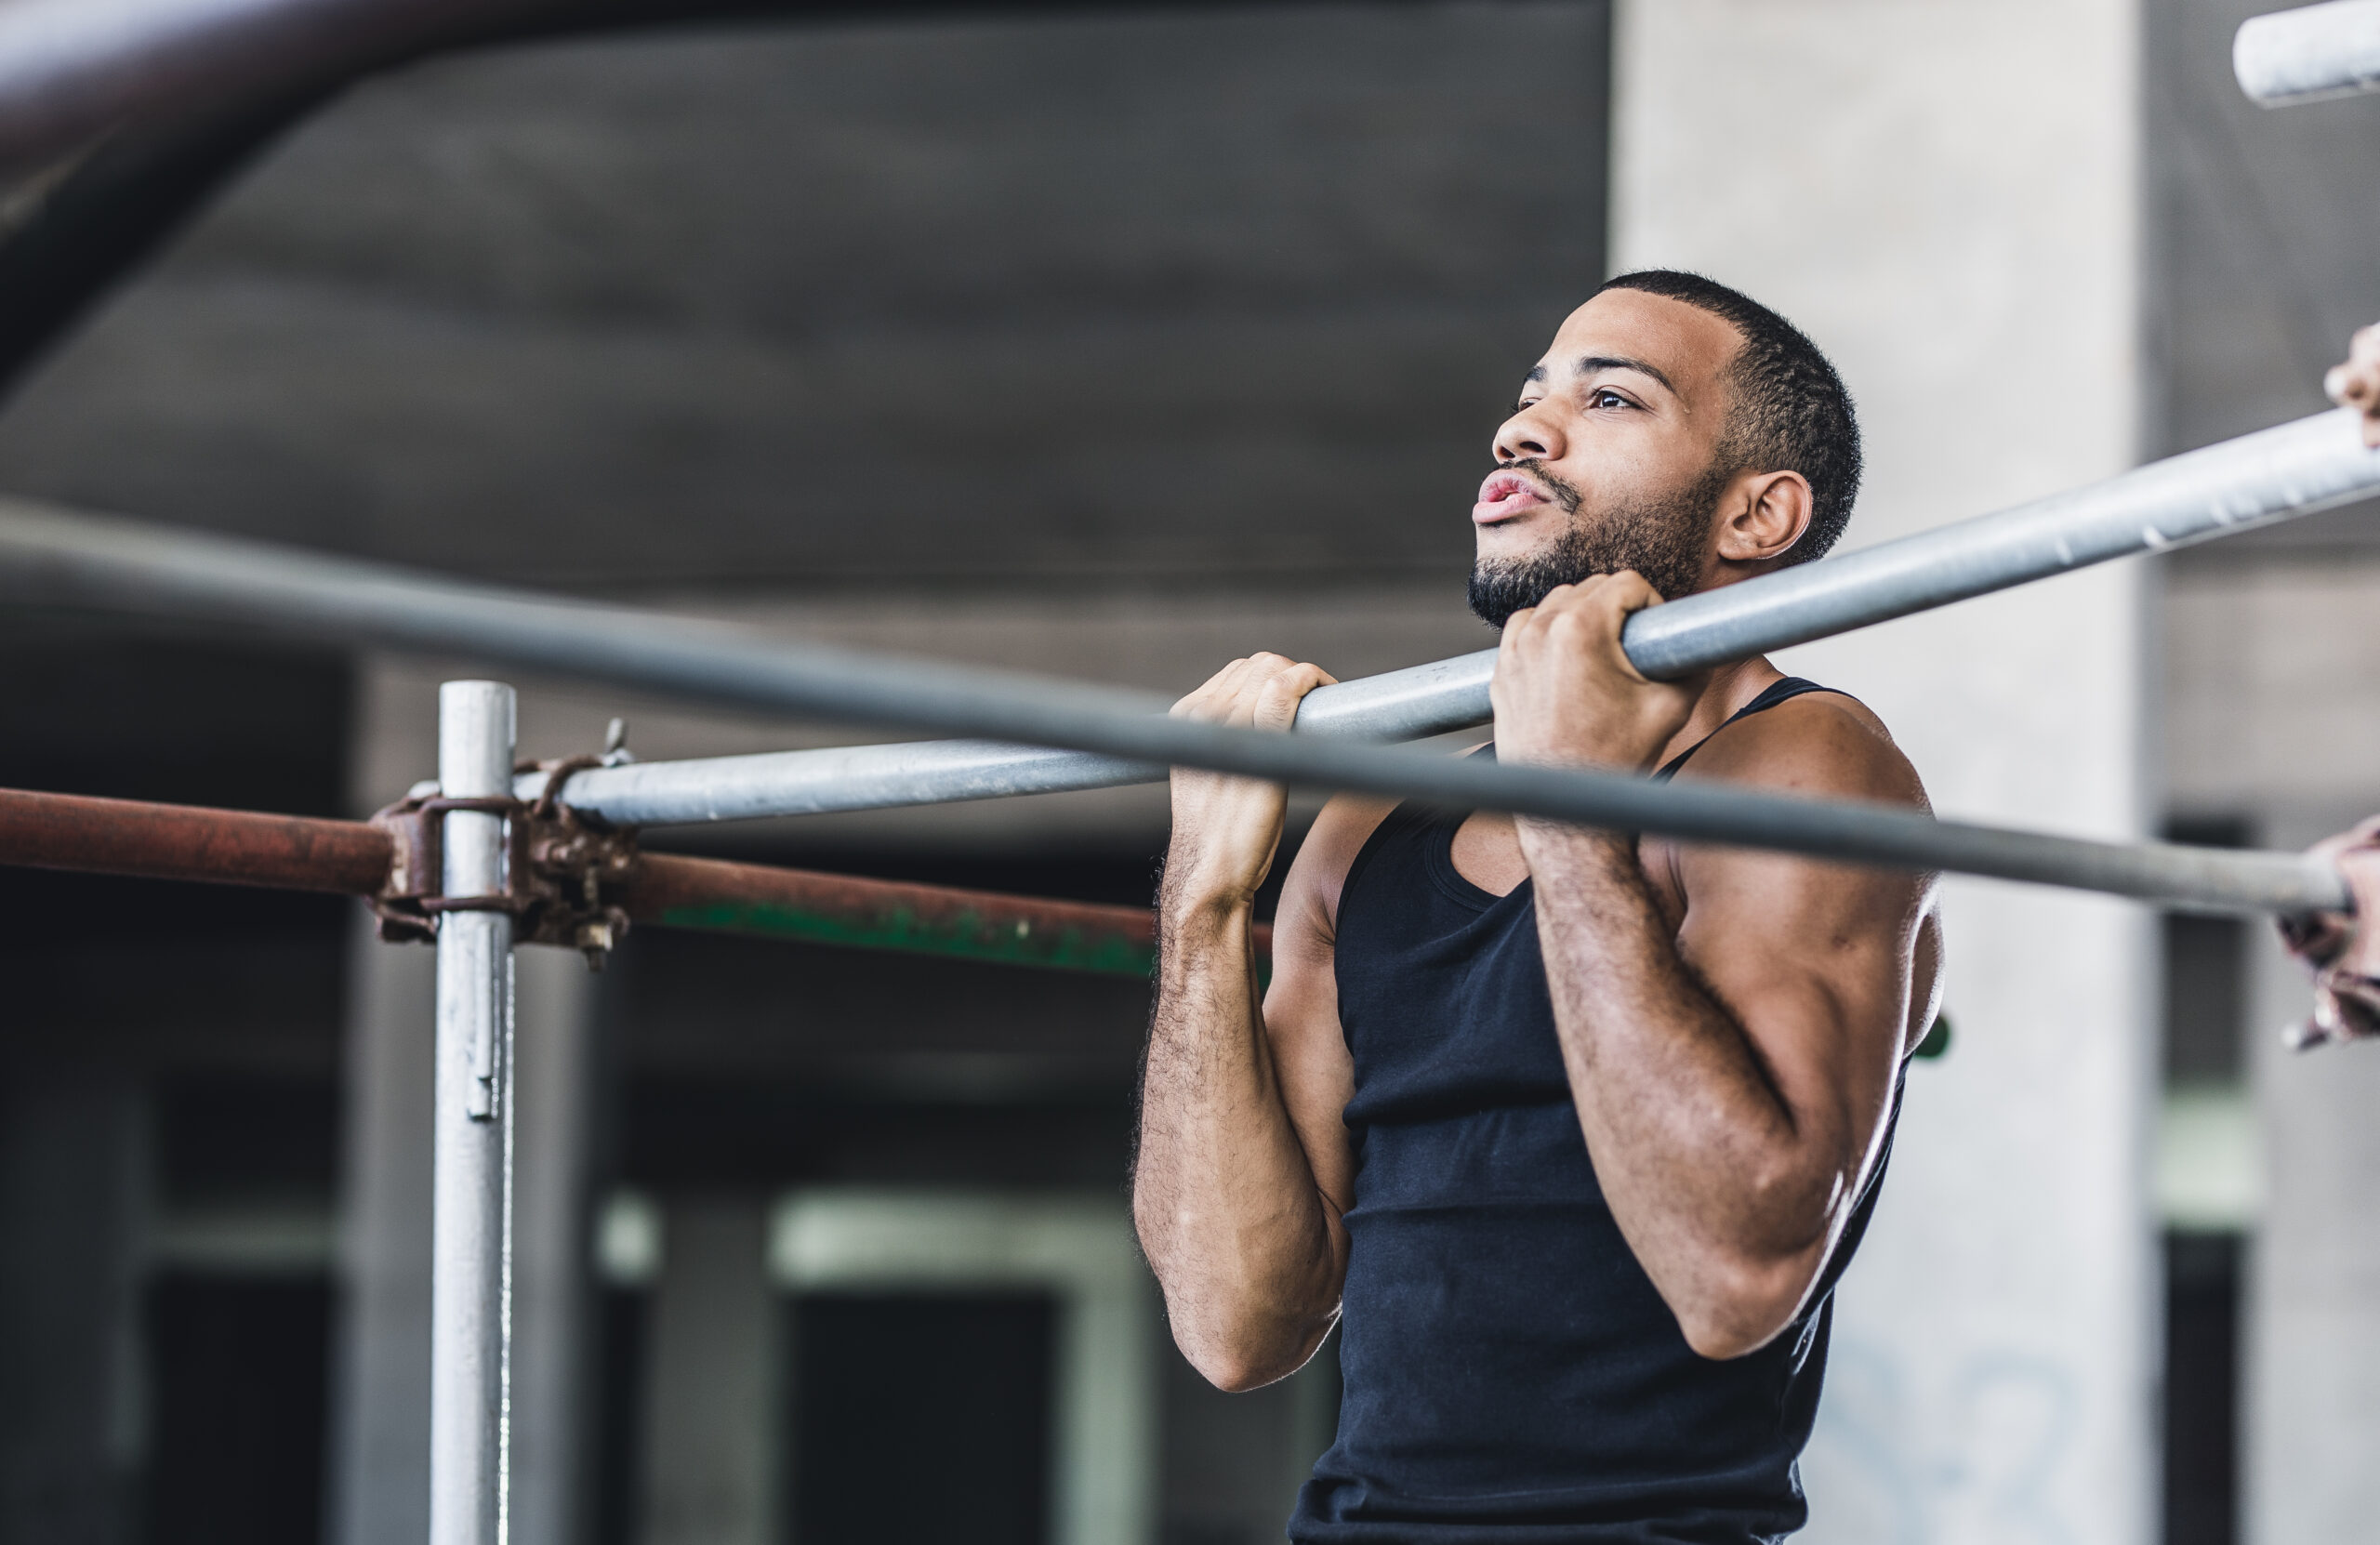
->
xmin=544 ymin=405 xmax=2380 ymax=825
xmin=528 ymin=740 xmax=1166 ymax=825
xmin=2235 ymin=0 xmax=2380 ymax=104
xmin=0 ymin=492 xmax=2354 ymax=919
xmin=522 ymin=648 xmax=1505 ymax=824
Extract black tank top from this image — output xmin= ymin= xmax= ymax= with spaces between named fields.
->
xmin=1289 ymin=678 xmax=1902 ymax=1543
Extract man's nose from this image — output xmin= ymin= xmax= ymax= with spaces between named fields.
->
xmin=1493 ymin=403 xmax=1566 ymax=465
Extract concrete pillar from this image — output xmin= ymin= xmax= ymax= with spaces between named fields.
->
xmin=0 ymin=1076 xmax=151 ymax=1545
xmin=1609 ymin=4 xmax=2154 ymax=1542
xmin=330 ymin=910 xmax=439 ymax=1545
xmin=638 ymin=1199 xmax=776 ymax=1545
xmin=509 ymin=945 xmax=605 ymax=1545
xmin=2242 ymin=799 xmax=2380 ymax=1545
xmin=332 ymin=913 xmax=609 ymax=1545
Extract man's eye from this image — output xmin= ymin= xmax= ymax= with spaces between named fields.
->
xmin=1590 ymin=389 xmax=1632 ymax=410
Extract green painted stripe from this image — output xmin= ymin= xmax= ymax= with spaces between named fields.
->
xmin=654 ymin=900 xmax=1158 ymax=978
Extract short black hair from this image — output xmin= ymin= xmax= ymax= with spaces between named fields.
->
xmin=1595 ymin=270 xmax=1861 ymax=565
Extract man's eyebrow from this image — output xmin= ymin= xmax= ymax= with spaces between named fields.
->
xmin=1574 ymin=353 xmax=1677 ymax=395
xmin=1524 ymin=364 xmax=1547 ymax=384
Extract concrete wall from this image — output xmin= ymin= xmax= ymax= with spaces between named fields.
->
xmin=2149 ymin=0 xmax=2380 ymax=1529
xmin=1609 ymin=4 xmax=2155 ymax=1541
xmin=2163 ymin=557 xmax=2380 ymax=1545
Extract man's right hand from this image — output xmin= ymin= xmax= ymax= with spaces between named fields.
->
xmin=1163 ymin=653 xmax=1336 ymax=919
xmin=2325 ymin=323 xmax=2380 ymax=447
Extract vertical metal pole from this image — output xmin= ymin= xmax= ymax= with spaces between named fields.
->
xmin=430 ymin=680 xmax=517 ymax=1545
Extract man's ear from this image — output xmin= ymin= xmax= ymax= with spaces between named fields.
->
xmin=1715 ymin=470 xmax=1814 ymax=564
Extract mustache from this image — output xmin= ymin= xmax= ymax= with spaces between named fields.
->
xmin=1500 ymin=457 xmax=1584 ymax=516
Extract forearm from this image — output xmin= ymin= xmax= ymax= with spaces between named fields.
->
xmin=1520 ymin=825 xmax=1843 ymax=1295
xmin=1134 ymin=896 xmax=1341 ymax=1388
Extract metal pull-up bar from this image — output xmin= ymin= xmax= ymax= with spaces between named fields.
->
xmin=0 ymin=413 xmax=2372 ymax=920
xmin=2236 ymin=0 xmax=2380 ymax=105
xmin=536 ymin=405 xmax=2380 ymax=826
xmin=0 ymin=0 xmax=544 ymax=168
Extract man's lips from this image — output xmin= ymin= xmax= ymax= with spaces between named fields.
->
xmin=1474 ymin=469 xmax=1552 ymax=525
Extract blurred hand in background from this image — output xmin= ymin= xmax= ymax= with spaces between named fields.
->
xmin=2324 ymin=323 xmax=2380 ymax=446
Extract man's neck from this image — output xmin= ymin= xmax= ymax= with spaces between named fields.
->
xmin=1657 ymin=656 xmax=1786 ymax=768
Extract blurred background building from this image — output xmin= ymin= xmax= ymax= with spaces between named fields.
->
xmin=0 ymin=2 xmax=2368 ymax=1543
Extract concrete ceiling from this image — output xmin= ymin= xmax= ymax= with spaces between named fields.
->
xmin=0 ymin=2 xmax=1610 ymax=589
xmin=2151 ymin=0 xmax=2380 ymax=558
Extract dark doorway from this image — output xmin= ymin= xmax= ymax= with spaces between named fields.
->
xmin=142 ymin=1273 xmax=331 ymax=1545
xmin=2162 ymin=1232 xmax=2241 ymax=1545
xmin=591 ymin=1286 xmax=653 ymax=1545
xmin=788 ymin=1290 xmax=1056 ymax=1545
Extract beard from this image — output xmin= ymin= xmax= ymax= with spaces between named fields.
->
xmin=1467 ymin=458 xmax=1729 ymax=628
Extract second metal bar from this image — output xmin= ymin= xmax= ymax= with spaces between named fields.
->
xmin=2235 ymin=0 xmax=2380 ymax=104
xmin=538 ymin=406 xmax=2380 ymax=826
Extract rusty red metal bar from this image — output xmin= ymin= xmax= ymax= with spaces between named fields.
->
xmin=0 ymin=785 xmax=390 ymax=892
xmin=0 ymin=784 xmax=1255 ymax=977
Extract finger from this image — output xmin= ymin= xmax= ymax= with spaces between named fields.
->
xmin=1223 ymin=653 xmax=1297 ymax=706
xmin=1170 ymin=656 xmax=1262 ymax=719
xmin=1565 ymin=574 xmax=1653 ymax=648
xmin=1493 ymin=614 xmax=1533 ymax=683
xmin=1223 ymin=654 xmax=1302 ymax=728
xmin=1250 ymin=662 xmax=1336 ymax=732
xmin=1602 ymin=569 xmax=1666 ymax=613
xmin=1213 ymin=654 xmax=1304 ymax=729
xmin=1262 ymin=660 xmax=1337 ymax=698
xmin=1567 ymin=573 xmax=1668 ymax=682
xmin=2328 ymin=364 xmax=2353 ymax=406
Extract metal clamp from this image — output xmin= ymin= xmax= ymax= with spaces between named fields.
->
xmin=370 ymin=753 xmax=639 ymax=968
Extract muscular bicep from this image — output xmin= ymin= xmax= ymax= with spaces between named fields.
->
xmin=1667 ymin=703 xmax=1936 ymax=1207
xmin=1673 ymin=847 xmax=1924 ymax=1172
xmin=1259 ymin=795 xmax=1390 ymax=1224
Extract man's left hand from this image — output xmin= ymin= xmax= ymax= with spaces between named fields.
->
xmin=1490 ymin=573 xmax=1706 ymax=773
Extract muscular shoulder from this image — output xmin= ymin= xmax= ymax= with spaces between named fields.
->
xmin=1679 ymin=690 xmax=1928 ymax=812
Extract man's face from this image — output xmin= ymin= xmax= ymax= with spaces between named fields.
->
xmin=1469 ymin=289 xmax=1745 ymax=625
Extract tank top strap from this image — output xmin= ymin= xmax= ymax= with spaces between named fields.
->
xmin=1653 ymin=676 xmax=1848 ymax=783
xmin=1340 ymin=792 xmax=1447 ymax=903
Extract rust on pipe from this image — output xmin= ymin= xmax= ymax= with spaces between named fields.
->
xmin=0 ymin=785 xmax=391 ymax=892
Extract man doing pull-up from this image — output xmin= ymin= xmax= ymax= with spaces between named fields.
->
xmin=1133 ymin=271 xmax=1945 ymax=1542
